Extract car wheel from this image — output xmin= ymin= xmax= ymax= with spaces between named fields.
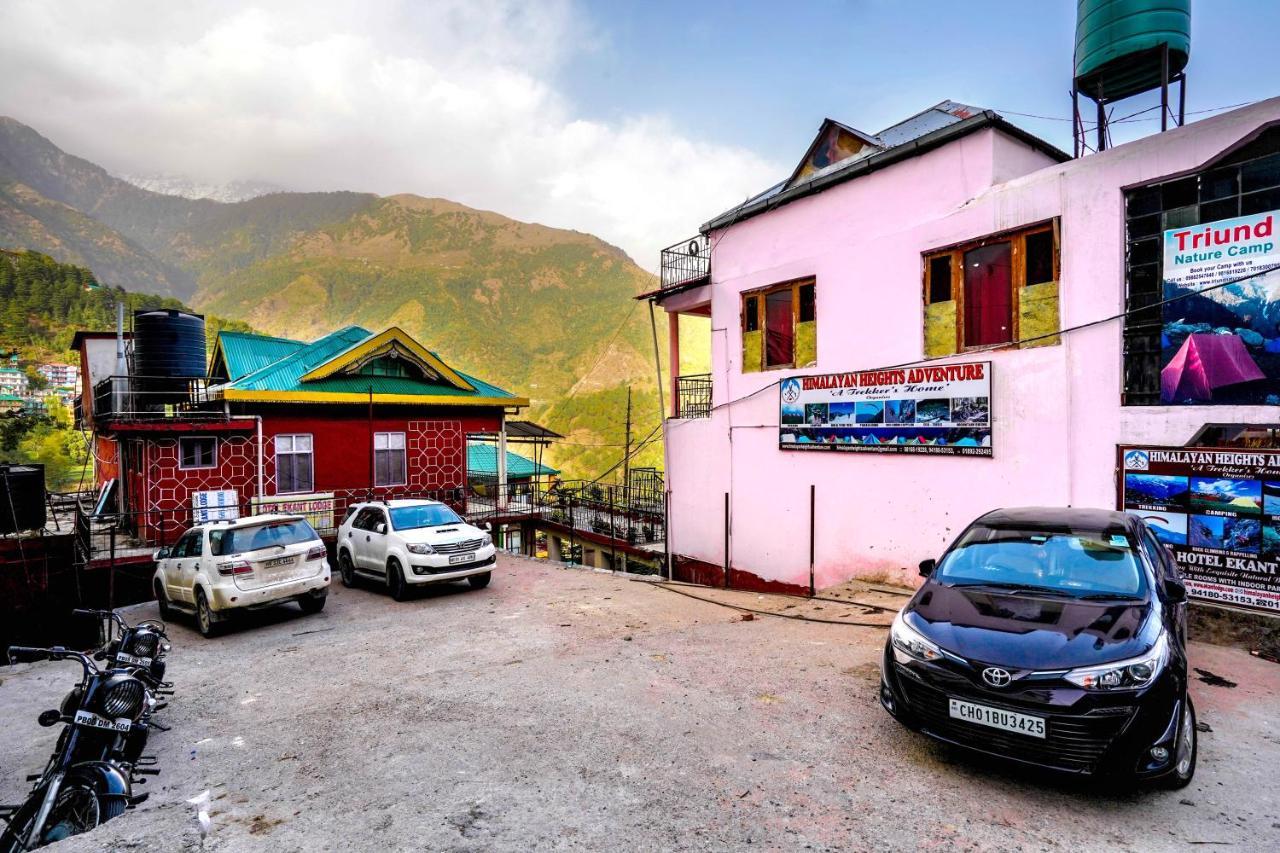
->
xmin=387 ymin=559 xmax=409 ymax=602
xmin=195 ymin=590 xmax=220 ymax=638
xmin=468 ymin=571 xmax=491 ymax=590
xmin=1158 ymin=697 xmax=1198 ymax=789
xmin=154 ymin=581 xmax=172 ymax=621
xmin=338 ymin=550 xmax=356 ymax=588
xmin=298 ymin=593 xmax=326 ymax=614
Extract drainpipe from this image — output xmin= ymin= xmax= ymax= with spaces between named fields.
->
xmin=497 ymin=411 xmax=508 ymax=511
xmin=255 ymin=416 xmax=264 ymax=506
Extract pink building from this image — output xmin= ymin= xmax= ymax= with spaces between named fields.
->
xmin=649 ymin=98 xmax=1280 ymax=595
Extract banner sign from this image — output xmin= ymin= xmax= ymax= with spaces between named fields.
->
xmin=1119 ymin=445 xmax=1280 ymax=615
xmin=1160 ymin=210 xmax=1280 ymax=405
xmin=192 ymin=489 xmax=239 ymax=523
xmin=779 ymin=361 xmax=991 ymax=456
xmin=251 ymin=492 xmax=336 ymax=533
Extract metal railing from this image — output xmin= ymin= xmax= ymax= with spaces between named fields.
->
xmin=92 ymin=375 xmax=222 ymax=422
xmin=675 ymin=373 xmax=713 ymax=419
xmin=660 ymin=234 xmax=711 ymax=289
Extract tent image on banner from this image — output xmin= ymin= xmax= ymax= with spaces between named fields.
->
xmin=1160 ymin=333 xmax=1266 ymax=403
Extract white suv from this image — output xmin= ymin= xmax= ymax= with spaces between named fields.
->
xmin=152 ymin=514 xmax=331 ymax=637
xmin=336 ymin=499 xmax=496 ymax=601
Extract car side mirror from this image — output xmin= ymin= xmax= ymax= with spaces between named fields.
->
xmin=375 ymin=523 xmax=387 ymax=534
xmin=918 ymin=558 xmax=937 ymax=578
xmin=153 ymin=548 xmax=170 ymax=561
xmin=1163 ymin=578 xmax=1187 ymax=603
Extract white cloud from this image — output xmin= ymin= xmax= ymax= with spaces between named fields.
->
xmin=0 ymin=0 xmax=779 ymax=270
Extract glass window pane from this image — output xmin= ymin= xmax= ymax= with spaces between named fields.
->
xmin=744 ymin=296 xmax=759 ymax=333
xmin=374 ymin=433 xmax=388 ymax=450
xmin=963 ymin=242 xmax=1012 ymax=347
xmin=798 ymin=283 xmax=816 ymax=323
xmin=1242 ymin=186 xmax=1280 ymax=216
xmin=295 ymin=435 xmax=312 ymax=452
xmin=1200 ymin=166 xmax=1239 ymax=202
xmin=277 ymin=435 xmax=293 ymax=452
xmin=298 ymin=456 xmax=313 ymax=493
xmin=388 ymin=433 xmax=405 ymax=450
xmin=1126 ymin=213 xmax=1161 ymax=241
xmin=1199 ymin=197 xmax=1239 ymax=224
xmin=1024 ymin=231 xmax=1054 ymax=286
xmin=928 ymin=255 xmax=952 ymax=303
xmin=1160 ymin=177 xmax=1198 ymax=210
xmin=1241 ymin=152 xmax=1280 ymax=193
xmin=764 ymin=289 xmax=794 ymax=366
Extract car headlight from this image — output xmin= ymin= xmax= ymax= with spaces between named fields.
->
xmin=890 ymin=611 xmax=944 ymax=664
xmin=407 ymin=543 xmax=435 ymax=555
xmin=1064 ymin=631 xmax=1169 ymax=691
xmin=482 ymin=534 xmax=492 ymax=547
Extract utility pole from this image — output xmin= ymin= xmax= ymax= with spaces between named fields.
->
xmin=622 ymin=386 xmax=632 ymax=490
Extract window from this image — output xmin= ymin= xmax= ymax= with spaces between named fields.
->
xmin=172 ymin=530 xmax=203 ymax=558
xmin=179 ymin=436 xmax=217 ymax=470
xmin=740 ymin=279 xmax=817 ymax=372
xmin=353 ymin=507 xmax=386 ymax=532
xmin=389 ymin=503 xmax=463 ymax=531
xmin=1123 ymin=127 xmax=1280 ymax=405
xmin=922 ymin=222 xmax=1059 ymax=357
xmin=374 ymin=432 xmax=406 ymax=487
xmin=276 ymin=434 xmax=314 ymax=494
xmin=210 ymin=519 xmax=319 ymax=556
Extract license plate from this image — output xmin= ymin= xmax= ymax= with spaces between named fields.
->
xmin=116 ymin=652 xmax=152 ymax=668
xmin=448 ymin=553 xmax=475 ymax=565
xmin=264 ymin=555 xmax=294 ymax=569
xmin=74 ymin=710 xmax=132 ymax=733
xmin=948 ymin=698 xmax=1045 ymax=738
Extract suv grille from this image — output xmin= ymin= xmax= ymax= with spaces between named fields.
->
xmin=899 ymin=675 xmax=1134 ymax=773
xmin=432 ymin=538 xmax=485 ymax=555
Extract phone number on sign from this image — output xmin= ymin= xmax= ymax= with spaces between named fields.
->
xmin=1187 ymin=581 xmax=1280 ymax=613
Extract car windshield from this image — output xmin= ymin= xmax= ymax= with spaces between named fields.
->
xmin=210 ymin=519 xmax=319 ymax=556
xmin=389 ymin=504 xmax=463 ymax=531
xmin=936 ymin=524 xmax=1147 ymax=598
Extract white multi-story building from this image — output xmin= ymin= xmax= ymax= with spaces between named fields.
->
xmin=38 ymin=362 xmax=78 ymax=388
xmin=0 ymin=366 xmax=29 ymax=396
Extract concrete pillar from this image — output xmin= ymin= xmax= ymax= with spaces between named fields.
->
xmin=668 ymin=311 xmax=680 ymax=418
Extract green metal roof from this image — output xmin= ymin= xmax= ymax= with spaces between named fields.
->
xmin=216 ymin=331 xmax=305 ymax=381
xmin=467 ymin=443 xmax=559 ymax=479
xmin=212 ymin=326 xmax=522 ymax=403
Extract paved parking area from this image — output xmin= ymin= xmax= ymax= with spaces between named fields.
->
xmin=1 ymin=555 xmax=1278 ymax=851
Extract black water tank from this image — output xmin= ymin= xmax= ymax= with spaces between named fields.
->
xmin=133 ymin=310 xmax=206 ymax=405
xmin=0 ymin=464 xmax=47 ymax=534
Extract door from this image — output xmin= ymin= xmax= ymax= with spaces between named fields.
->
xmin=348 ymin=508 xmax=376 ymax=571
xmin=166 ymin=530 xmax=200 ymax=604
xmin=362 ymin=508 xmax=390 ymax=573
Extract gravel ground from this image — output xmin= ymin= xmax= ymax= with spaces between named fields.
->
xmin=1 ymin=555 xmax=1278 ymax=852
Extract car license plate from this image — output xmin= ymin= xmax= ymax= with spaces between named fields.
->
xmin=74 ymin=710 xmax=131 ymax=733
xmin=948 ymin=698 xmax=1045 ymax=739
xmin=264 ymin=555 xmax=294 ymax=569
xmin=448 ymin=553 xmax=475 ymax=565
xmin=116 ymin=652 xmax=152 ymax=668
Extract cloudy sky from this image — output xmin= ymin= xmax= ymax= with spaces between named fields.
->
xmin=2 ymin=0 xmax=1278 ymax=269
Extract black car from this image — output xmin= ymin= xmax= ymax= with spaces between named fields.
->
xmin=880 ymin=507 xmax=1196 ymax=788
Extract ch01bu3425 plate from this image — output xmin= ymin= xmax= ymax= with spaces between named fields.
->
xmin=948 ymin=698 xmax=1045 ymax=738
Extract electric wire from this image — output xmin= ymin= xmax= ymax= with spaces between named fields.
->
xmin=645 ymin=580 xmax=892 ymax=628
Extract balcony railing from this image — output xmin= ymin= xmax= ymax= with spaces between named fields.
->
xmin=92 ymin=375 xmax=222 ymax=422
xmin=675 ymin=373 xmax=713 ymax=419
xmin=660 ymin=234 xmax=711 ymax=290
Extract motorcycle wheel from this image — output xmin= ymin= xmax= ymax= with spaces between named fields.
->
xmin=0 ymin=784 xmax=120 ymax=851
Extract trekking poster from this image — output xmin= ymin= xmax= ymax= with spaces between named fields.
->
xmin=1161 ymin=210 xmax=1280 ymax=404
xmin=1119 ymin=445 xmax=1280 ymax=615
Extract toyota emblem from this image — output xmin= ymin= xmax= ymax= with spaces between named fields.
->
xmin=982 ymin=667 xmax=1012 ymax=688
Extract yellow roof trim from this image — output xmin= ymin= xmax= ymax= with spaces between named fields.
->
xmin=299 ymin=327 xmax=476 ymax=391
xmin=217 ymin=388 xmax=528 ymax=407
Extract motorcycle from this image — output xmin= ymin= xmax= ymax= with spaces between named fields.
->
xmin=0 ymin=647 xmax=157 ymax=852
xmin=73 ymin=609 xmax=171 ymax=689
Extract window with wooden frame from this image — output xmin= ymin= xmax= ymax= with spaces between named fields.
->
xmin=922 ymin=221 xmax=1060 ymax=358
xmin=740 ymin=279 xmax=817 ymax=373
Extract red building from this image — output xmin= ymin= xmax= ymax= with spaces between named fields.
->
xmin=79 ymin=322 xmax=528 ymax=544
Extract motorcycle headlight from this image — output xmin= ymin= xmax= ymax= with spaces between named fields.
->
xmin=101 ymin=678 xmax=146 ymax=720
xmin=890 ymin=612 xmax=944 ymax=664
xmin=407 ymin=543 xmax=435 ymax=555
xmin=1064 ymin=632 xmax=1169 ymax=691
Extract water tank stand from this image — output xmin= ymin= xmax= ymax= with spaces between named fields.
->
xmin=1072 ymin=41 xmax=1186 ymax=157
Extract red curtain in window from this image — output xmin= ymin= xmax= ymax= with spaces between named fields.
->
xmin=765 ymin=289 xmax=794 ymax=366
xmin=963 ymin=243 xmax=1012 ymax=347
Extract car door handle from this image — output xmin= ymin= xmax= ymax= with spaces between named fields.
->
xmin=365 ymin=535 xmax=371 ymax=542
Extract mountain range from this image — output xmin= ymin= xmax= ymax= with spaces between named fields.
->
xmin=0 ymin=116 xmax=700 ymax=477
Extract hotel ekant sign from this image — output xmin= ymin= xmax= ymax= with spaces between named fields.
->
xmin=1160 ymin=210 xmax=1280 ymax=405
xmin=1120 ymin=446 xmax=1280 ymax=616
xmin=779 ymin=361 xmax=991 ymax=456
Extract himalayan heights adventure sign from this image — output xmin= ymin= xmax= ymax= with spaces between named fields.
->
xmin=1120 ymin=446 xmax=1280 ymax=615
xmin=779 ymin=361 xmax=991 ymax=455
xmin=1160 ymin=210 xmax=1280 ymax=404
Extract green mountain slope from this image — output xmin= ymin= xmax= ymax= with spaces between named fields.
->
xmin=0 ymin=117 xmax=707 ymax=479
